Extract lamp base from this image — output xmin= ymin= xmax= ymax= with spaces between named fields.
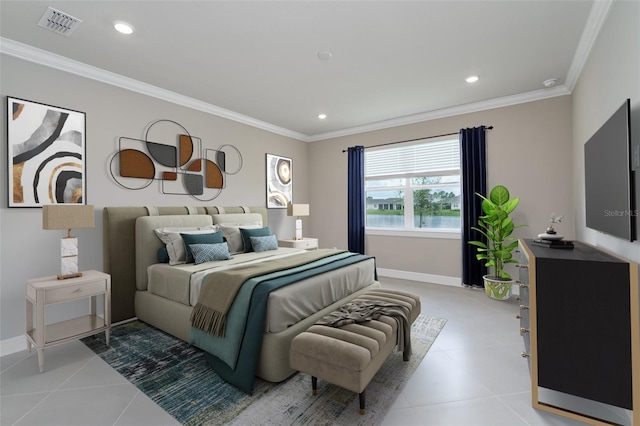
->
xmin=57 ymin=272 xmax=83 ymax=280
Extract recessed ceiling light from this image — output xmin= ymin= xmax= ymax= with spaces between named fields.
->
xmin=543 ymin=78 xmax=557 ymax=88
xmin=318 ymin=114 xmax=327 ymax=120
xmin=113 ymin=21 xmax=134 ymax=35
xmin=466 ymin=75 xmax=479 ymax=83
xmin=317 ymin=51 xmax=332 ymax=60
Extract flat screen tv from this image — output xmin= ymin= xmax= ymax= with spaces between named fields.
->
xmin=584 ymin=98 xmax=636 ymax=241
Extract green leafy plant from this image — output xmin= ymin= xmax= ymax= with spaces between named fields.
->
xmin=468 ymin=185 xmax=525 ymax=280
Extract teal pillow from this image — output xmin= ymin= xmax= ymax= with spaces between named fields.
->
xmin=181 ymin=231 xmax=223 ymax=263
xmin=189 ymin=243 xmax=232 ymax=264
xmin=157 ymin=247 xmax=170 ymax=263
xmin=240 ymin=227 xmax=271 ymax=253
xmin=250 ymin=235 xmax=278 ymax=253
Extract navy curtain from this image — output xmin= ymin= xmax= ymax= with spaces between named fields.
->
xmin=460 ymin=126 xmax=487 ymax=287
xmin=347 ymin=146 xmax=365 ymax=254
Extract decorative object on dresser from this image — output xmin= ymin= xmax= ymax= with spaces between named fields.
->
xmin=278 ymin=237 xmax=318 ymax=251
xmin=42 ymin=204 xmax=95 ymax=279
xmin=518 ymin=239 xmax=639 ymax=425
xmin=287 ymin=203 xmax=309 ymax=240
xmin=537 ymin=212 xmax=565 ymax=240
xmin=266 ymin=153 xmax=292 ymax=208
xmin=7 ymin=97 xmax=86 ymax=207
xmin=26 ymin=270 xmax=111 ymax=372
xmin=468 ymin=184 xmax=526 ymax=300
xmin=110 ymin=119 xmax=243 ymax=201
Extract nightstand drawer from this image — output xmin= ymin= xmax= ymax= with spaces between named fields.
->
xmin=278 ymin=238 xmax=318 ymax=250
xmin=296 ymin=239 xmax=317 ymax=249
xmin=45 ymin=279 xmax=107 ymax=303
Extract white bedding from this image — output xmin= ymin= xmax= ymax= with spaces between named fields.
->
xmin=146 ymin=247 xmax=376 ymax=333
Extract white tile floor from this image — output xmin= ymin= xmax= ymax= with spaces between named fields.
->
xmin=1 ymin=278 xmax=592 ymax=425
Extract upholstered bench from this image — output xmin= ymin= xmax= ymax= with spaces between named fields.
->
xmin=289 ymin=288 xmax=421 ymax=414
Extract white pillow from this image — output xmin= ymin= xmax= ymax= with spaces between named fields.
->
xmin=219 ymin=223 xmax=261 ymax=254
xmin=155 ymin=225 xmax=219 ymax=265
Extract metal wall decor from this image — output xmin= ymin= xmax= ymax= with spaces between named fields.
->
xmin=7 ymin=97 xmax=86 ymax=207
xmin=110 ymin=119 xmax=242 ymax=201
xmin=266 ymin=153 xmax=292 ymax=208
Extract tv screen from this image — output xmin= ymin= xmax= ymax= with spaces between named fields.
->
xmin=584 ymin=98 xmax=635 ymax=241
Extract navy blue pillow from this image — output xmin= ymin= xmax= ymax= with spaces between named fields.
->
xmin=181 ymin=231 xmax=224 ymax=263
xmin=240 ymin=227 xmax=271 ymax=253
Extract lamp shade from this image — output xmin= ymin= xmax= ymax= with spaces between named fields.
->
xmin=287 ymin=204 xmax=309 ymax=217
xmin=43 ymin=205 xmax=95 ymax=230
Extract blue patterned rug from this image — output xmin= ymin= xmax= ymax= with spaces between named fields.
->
xmin=82 ymin=314 xmax=446 ymax=425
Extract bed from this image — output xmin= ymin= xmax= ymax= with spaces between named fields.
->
xmin=103 ymin=206 xmax=380 ymax=392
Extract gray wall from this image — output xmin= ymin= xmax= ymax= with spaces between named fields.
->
xmin=307 ymin=96 xmax=575 ymax=281
xmin=0 ymin=55 xmax=309 ymax=342
xmin=572 ymin=0 xmax=640 ymax=263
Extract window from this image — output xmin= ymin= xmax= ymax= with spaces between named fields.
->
xmin=365 ymin=137 xmax=461 ymax=233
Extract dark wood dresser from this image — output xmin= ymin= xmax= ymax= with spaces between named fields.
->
xmin=518 ymin=239 xmax=639 ymax=425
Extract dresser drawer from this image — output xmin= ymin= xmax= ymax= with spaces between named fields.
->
xmin=45 ymin=279 xmax=107 ymax=303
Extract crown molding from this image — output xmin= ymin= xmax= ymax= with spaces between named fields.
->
xmin=308 ymin=85 xmax=571 ymax=142
xmin=564 ymin=0 xmax=613 ymax=92
xmin=0 ymin=37 xmax=310 ymax=142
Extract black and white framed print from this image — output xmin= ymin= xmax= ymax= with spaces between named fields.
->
xmin=266 ymin=153 xmax=292 ymax=208
xmin=7 ymin=97 xmax=86 ymax=207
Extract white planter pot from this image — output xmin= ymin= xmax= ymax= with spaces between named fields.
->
xmin=483 ymin=275 xmax=513 ymax=300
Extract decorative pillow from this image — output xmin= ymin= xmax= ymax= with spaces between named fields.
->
xmin=250 ymin=235 xmax=278 ymax=253
xmin=240 ymin=227 xmax=271 ymax=253
xmin=189 ymin=243 xmax=232 ymax=264
xmin=157 ymin=247 xmax=170 ymax=263
xmin=154 ymin=225 xmax=218 ymax=265
xmin=181 ymin=231 xmax=224 ymax=263
xmin=219 ymin=224 xmax=262 ymax=253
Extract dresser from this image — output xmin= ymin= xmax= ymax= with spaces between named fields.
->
xmin=518 ymin=239 xmax=639 ymax=425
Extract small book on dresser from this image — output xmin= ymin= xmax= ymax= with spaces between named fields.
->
xmin=532 ymin=239 xmax=574 ymax=249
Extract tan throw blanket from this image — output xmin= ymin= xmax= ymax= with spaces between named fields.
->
xmin=316 ymin=299 xmax=412 ymax=361
xmin=191 ymin=249 xmax=345 ymax=337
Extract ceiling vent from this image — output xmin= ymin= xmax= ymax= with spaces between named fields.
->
xmin=37 ymin=7 xmax=82 ymax=36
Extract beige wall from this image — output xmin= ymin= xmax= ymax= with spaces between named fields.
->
xmin=0 ymin=55 xmax=308 ymax=341
xmin=308 ymin=96 xmax=574 ymax=281
xmin=572 ymin=0 xmax=640 ymax=263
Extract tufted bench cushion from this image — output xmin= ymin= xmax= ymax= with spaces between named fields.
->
xmin=290 ymin=288 xmax=421 ymax=414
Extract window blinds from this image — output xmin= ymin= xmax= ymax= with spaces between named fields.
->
xmin=365 ymin=138 xmax=460 ymax=177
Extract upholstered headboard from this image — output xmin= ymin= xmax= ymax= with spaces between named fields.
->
xmin=103 ymin=206 xmax=268 ymax=322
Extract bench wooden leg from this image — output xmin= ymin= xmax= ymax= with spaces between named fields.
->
xmin=359 ymin=390 xmax=365 ymax=415
xmin=311 ymin=376 xmax=317 ymax=395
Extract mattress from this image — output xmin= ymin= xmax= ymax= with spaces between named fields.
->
xmin=146 ymin=248 xmax=375 ymax=333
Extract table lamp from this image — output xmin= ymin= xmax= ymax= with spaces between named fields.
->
xmin=287 ymin=203 xmax=309 ymax=240
xmin=42 ymin=204 xmax=95 ymax=279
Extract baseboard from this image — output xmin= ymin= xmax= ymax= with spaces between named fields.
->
xmin=376 ymin=268 xmax=461 ymax=287
xmin=376 ymin=268 xmax=521 ymax=295
xmin=0 ymin=335 xmax=27 ymax=357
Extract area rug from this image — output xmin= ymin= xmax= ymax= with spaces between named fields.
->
xmin=82 ymin=314 xmax=446 ymax=425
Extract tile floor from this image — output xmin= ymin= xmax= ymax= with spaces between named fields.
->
xmin=1 ymin=278 xmax=598 ymax=425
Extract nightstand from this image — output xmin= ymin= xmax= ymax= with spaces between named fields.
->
xmin=278 ymin=237 xmax=318 ymax=251
xmin=25 ymin=270 xmax=111 ymax=372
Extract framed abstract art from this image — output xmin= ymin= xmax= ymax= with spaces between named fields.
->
xmin=266 ymin=153 xmax=292 ymax=208
xmin=7 ymin=97 xmax=86 ymax=207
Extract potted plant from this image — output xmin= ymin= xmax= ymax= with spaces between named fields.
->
xmin=468 ymin=185 xmax=525 ymax=300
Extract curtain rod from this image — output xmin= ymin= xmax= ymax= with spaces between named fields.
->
xmin=341 ymin=125 xmax=493 ymax=152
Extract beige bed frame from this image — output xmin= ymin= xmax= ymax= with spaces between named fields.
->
xmin=102 ymin=206 xmax=380 ymax=382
